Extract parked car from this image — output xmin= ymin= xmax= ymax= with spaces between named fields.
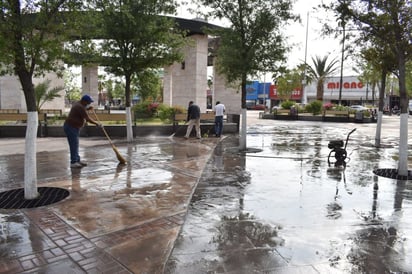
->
xmin=349 ymin=105 xmax=368 ymax=111
xmin=252 ymin=104 xmax=266 ymax=110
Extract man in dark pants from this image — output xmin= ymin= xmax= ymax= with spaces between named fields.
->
xmin=64 ymin=94 xmax=102 ymax=168
xmin=184 ymin=101 xmax=201 ymax=139
xmin=214 ymin=101 xmax=225 ymax=137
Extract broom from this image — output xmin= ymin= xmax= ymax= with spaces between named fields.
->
xmin=92 ymin=110 xmax=126 ymax=165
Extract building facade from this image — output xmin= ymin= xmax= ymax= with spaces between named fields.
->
xmin=244 ymin=76 xmax=377 ymax=108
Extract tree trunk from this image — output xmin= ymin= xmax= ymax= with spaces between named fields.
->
xmin=17 ymin=68 xmax=38 ymax=199
xmin=126 ymin=107 xmax=133 ymax=142
xmin=397 ymin=53 xmax=408 ymax=176
xmin=239 ymin=75 xmax=247 ymax=151
xmin=375 ymin=70 xmax=387 ymax=147
xmin=24 ymin=112 xmax=39 ymax=199
xmin=316 ymin=80 xmax=323 ymax=101
xmin=239 ymin=108 xmax=247 ymax=150
xmin=125 ymin=74 xmax=133 ymax=142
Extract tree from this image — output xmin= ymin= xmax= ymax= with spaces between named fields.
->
xmin=87 ymin=0 xmax=186 ymax=142
xmin=305 ymin=55 xmax=339 ymax=102
xmin=357 ymin=45 xmax=397 ymax=147
xmin=0 ymin=0 xmax=82 ymax=199
xmin=34 ymin=79 xmax=63 ymax=112
xmin=406 ymin=61 xmax=412 ymax=97
xmin=329 ymin=0 xmax=412 ymax=176
xmin=192 ymin=0 xmax=297 ymax=150
xmin=275 ymin=68 xmax=302 ymax=101
xmin=133 ymin=70 xmax=162 ymax=103
xmin=64 ymin=69 xmax=82 ymax=105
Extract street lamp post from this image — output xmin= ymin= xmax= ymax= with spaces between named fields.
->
xmin=302 ymin=11 xmax=309 ymax=105
xmin=338 ymin=25 xmax=345 ymax=106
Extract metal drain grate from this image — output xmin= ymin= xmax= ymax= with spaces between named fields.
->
xmin=373 ymin=168 xmax=412 ymax=180
xmin=0 ymin=187 xmax=70 ymax=209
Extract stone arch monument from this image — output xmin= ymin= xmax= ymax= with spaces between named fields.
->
xmin=0 ymin=17 xmax=241 ymax=115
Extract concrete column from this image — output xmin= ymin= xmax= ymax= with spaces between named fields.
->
xmin=163 ymin=34 xmax=208 ymax=112
xmin=81 ymin=65 xmax=99 ymax=101
xmin=163 ymin=65 xmax=177 ymax=107
xmin=213 ymin=58 xmax=241 ymax=114
xmin=0 ymin=75 xmax=25 ymax=110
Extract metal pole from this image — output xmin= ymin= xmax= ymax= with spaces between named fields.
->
xmin=302 ymin=11 xmax=309 ymax=105
xmin=338 ymin=27 xmax=345 ymax=105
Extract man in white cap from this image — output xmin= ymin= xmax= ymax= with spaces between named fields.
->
xmin=63 ymin=94 xmax=102 ymax=168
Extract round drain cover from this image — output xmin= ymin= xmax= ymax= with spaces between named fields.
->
xmin=0 ymin=187 xmax=70 ymax=209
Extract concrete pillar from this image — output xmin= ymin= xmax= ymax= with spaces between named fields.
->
xmin=0 ymin=75 xmax=25 ymax=110
xmin=163 ymin=34 xmax=208 ymax=112
xmin=213 ymin=58 xmax=241 ymax=114
xmin=81 ymin=65 xmax=99 ymax=102
xmin=0 ymin=72 xmax=65 ymax=112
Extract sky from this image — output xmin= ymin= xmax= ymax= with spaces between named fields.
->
xmin=176 ymin=0 xmax=357 ymax=81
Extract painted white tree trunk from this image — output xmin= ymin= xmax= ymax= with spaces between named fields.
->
xmin=398 ymin=113 xmax=408 ymax=175
xmin=24 ymin=112 xmax=39 ymax=199
xmin=126 ymin=107 xmax=133 ymax=142
xmin=239 ymin=108 xmax=247 ymax=150
xmin=374 ymin=111 xmax=383 ymax=147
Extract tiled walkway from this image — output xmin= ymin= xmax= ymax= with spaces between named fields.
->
xmin=0 ymin=136 xmax=220 ymax=274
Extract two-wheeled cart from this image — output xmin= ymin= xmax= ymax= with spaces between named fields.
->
xmin=327 ymin=128 xmax=356 ymax=167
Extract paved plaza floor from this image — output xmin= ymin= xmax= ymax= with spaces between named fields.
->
xmin=1 ymin=112 xmax=412 ymax=273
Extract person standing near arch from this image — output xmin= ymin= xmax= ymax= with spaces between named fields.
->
xmin=184 ymin=101 xmax=201 ymax=139
xmin=214 ymin=101 xmax=225 ymax=137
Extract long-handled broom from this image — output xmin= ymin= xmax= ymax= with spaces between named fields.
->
xmin=92 ymin=110 xmax=126 ymax=165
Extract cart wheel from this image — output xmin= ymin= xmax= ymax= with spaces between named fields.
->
xmin=335 ymin=149 xmax=347 ymax=162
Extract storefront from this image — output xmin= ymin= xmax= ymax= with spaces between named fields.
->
xmin=305 ymin=76 xmax=377 ymax=106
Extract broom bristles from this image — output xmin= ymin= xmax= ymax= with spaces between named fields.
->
xmin=112 ymin=145 xmax=126 ymax=164
xmin=92 ymin=110 xmax=126 ymax=165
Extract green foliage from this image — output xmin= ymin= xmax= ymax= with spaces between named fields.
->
xmin=305 ymin=55 xmax=339 ymax=101
xmin=133 ymin=70 xmax=162 ymax=102
xmin=334 ymin=104 xmax=347 ymax=111
xmin=157 ymin=104 xmax=185 ymax=123
xmin=34 ymin=80 xmax=64 ymax=112
xmin=64 ymin=69 xmax=81 ymax=104
xmin=85 ymin=0 xmax=187 ymax=107
xmin=305 ymin=100 xmax=323 ymax=115
xmin=133 ymin=102 xmax=158 ymax=118
xmin=0 ymin=0 xmax=84 ymax=111
xmin=280 ymin=100 xmax=296 ymax=110
xmin=193 ymin=0 xmax=298 ymax=109
xmin=326 ymin=0 xmax=412 ymax=113
xmin=134 ymin=102 xmax=185 ymax=123
xmin=275 ymin=68 xmax=303 ymax=100
xmin=295 ymin=104 xmax=306 ymax=113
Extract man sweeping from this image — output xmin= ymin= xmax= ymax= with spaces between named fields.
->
xmin=64 ymin=94 xmax=102 ymax=168
xmin=184 ymin=101 xmax=201 ymax=139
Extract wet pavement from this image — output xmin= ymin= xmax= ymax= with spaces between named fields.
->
xmin=1 ymin=112 xmax=412 ymax=273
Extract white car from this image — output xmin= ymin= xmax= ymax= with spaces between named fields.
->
xmin=349 ymin=105 xmax=368 ymax=111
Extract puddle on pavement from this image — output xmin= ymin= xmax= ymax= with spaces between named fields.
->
xmin=167 ymin=123 xmax=412 ymax=273
xmin=0 ymin=212 xmax=55 ymax=259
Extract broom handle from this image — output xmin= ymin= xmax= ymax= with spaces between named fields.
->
xmin=91 ymin=110 xmax=114 ymax=146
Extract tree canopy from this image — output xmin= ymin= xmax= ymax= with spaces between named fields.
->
xmin=192 ymin=0 xmax=298 ymax=149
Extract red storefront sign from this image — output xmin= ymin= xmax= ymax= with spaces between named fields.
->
xmin=326 ymin=81 xmax=364 ymax=90
xmin=269 ymin=85 xmax=302 ymax=100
